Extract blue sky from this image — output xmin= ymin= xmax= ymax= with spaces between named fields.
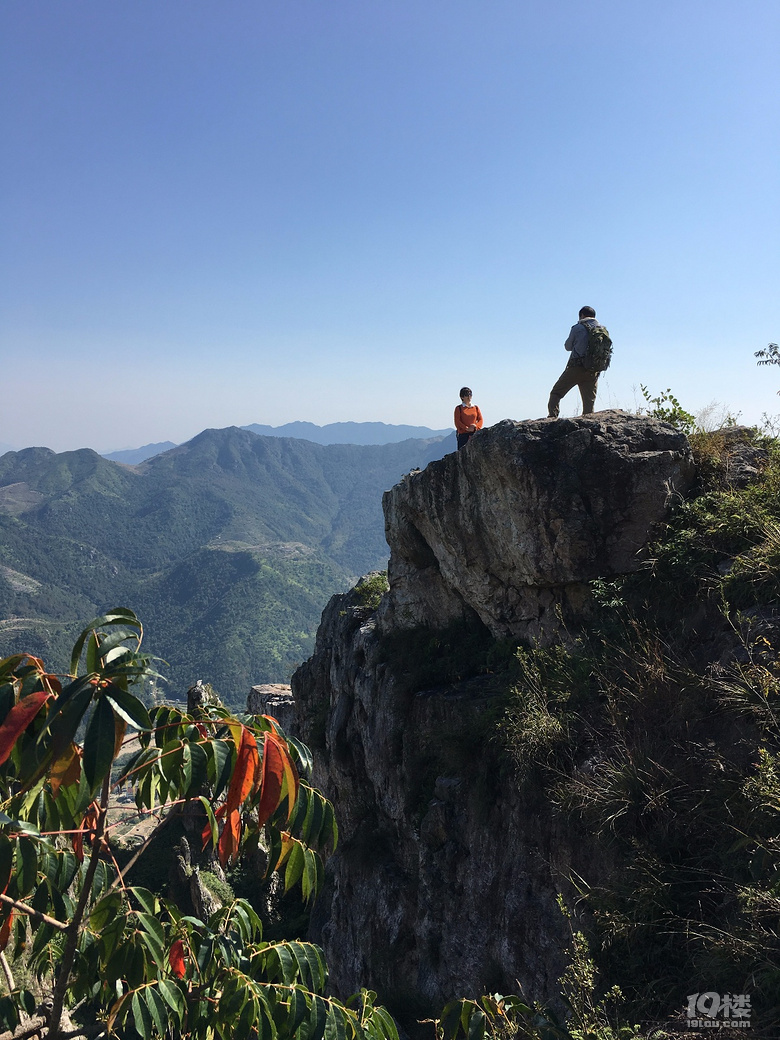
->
xmin=1 ymin=0 xmax=778 ymax=453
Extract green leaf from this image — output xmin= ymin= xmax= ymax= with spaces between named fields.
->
xmin=91 ymin=627 xmax=138 ymax=659
xmin=324 ymin=1005 xmax=348 ymax=1040
xmin=180 ymin=742 xmax=193 ymax=794
xmin=101 ymin=914 xmax=127 ymax=964
xmin=48 ymin=883 xmax=68 ymax=923
xmin=0 ymin=995 xmax=19 ymax=1034
xmin=467 ymin=1007 xmax=486 ymax=1040
xmin=186 ymin=740 xmax=209 ymax=796
xmin=127 ymin=887 xmax=159 ymax=915
xmin=135 ymin=912 xmax=166 ymax=947
xmin=138 ymin=929 xmax=166 ymax=965
xmin=159 ymin=739 xmax=183 ymax=784
xmin=440 ymin=1001 xmax=465 ymax=1040
xmin=308 ymin=995 xmax=328 ymax=1040
xmin=14 ymin=836 xmax=38 ymax=897
xmin=305 ymin=788 xmax=324 ymax=847
xmin=30 ymin=879 xmax=52 ymax=929
xmin=371 ymin=1005 xmax=400 ymax=1040
xmin=287 ymin=734 xmax=314 ymax=777
xmin=69 ymin=610 xmax=141 ymax=674
xmin=156 ymin=979 xmax=186 ymax=1021
xmin=90 ymin=891 xmax=123 ymax=932
xmin=132 ymin=989 xmax=153 ymax=1039
xmin=301 ymin=848 xmax=321 ymax=904
xmin=91 ymin=858 xmax=113 ymax=900
xmin=290 ymin=942 xmax=326 ymax=993
xmin=285 ymin=842 xmax=305 ymax=892
xmin=105 ymin=684 xmax=152 ymax=731
xmin=84 ymin=633 xmax=99 ymax=677
xmin=271 ymin=942 xmax=296 ymax=984
xmin=0 ymin=838 xmax=13 ymax=894
xmin=210 ymin=739 xmax=233 ymax=796
xmin=138 ymin=764 xmax=159 ymax=811
xmin=288 ymin=987 xmax=309 ymax=1034
xmin=144 ymin=986 xmax=168 ymax=1037
xmin=37 ymin=677 xmax=93 ymax=747
xmin=234 ymin=993 xmax=258 ymax=1040
xmin=30 ymin=920 xmax=54 ymax=959
xmin=83 ymin=695 xmax=117 ymax=791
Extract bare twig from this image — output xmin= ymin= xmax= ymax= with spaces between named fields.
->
xmin=0 ymin=951 xmax=14 ymax=992
xmin=0 ymin=894 xmax=69 ymax=933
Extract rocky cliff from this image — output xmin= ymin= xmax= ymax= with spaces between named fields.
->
xmin=380 ymin=413 xmax=695 ymax=644
xmin=291 ymin=413 xmax=698 ymax=1020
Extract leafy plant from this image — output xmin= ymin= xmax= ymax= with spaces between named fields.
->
xmin=0 ymin=610 xmax=398 ymax=1040
xmin=427 ymin=911 xmax=645 ymax=1040
xmin=353 ymin=572 xmax=389 ymax=611
xmin=755 ymin=342 xmax=780 ymax=369
xmin=639 ymin=386 xmax=697 ymax=436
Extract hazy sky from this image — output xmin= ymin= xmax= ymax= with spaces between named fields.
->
xmin=1 ymin=0 xmax=778 ymax=453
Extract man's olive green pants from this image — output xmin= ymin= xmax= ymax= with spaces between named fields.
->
xmin=547 ymin=362 xmax=599 ymax=417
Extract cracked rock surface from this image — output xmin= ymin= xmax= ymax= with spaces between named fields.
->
xmin=291 ymin=411 xmax=696 ymax=1016
xmin=380 ymin=411 xmax=695 ymax=643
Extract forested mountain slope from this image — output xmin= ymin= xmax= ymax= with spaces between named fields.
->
xmin=0 ymin=426 xmax=452 ymax=702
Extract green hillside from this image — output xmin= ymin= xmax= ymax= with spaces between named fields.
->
xmin=0 ymin=427 xmax=452 ymax=703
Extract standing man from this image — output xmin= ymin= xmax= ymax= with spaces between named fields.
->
xmin=547 ymin=305 xmax=608 ymax=417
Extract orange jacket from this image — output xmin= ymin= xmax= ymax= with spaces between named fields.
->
xmin=454 ymin=404 xmax=484 ymax=434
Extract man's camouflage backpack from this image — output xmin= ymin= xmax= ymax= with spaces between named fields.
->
xmin=582 ymin=322 xmax=613 ymax=372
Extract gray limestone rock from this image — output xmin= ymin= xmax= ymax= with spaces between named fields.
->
xmin=247 ymin=683 xmax=296 ymax=734
xmin=290 ymin=412 xmax=698 ymax=1018
xmin=381 ymin=411 xmax=695 ymax=643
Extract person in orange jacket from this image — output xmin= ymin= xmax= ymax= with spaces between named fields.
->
xmin=454 ymin=387 xmax=484 ymax=450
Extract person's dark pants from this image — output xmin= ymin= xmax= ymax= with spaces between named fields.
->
xmin=547 ymin=362 xmax=599 ymax=417
xmin=457 ymin=432 xmax=474 ymax=450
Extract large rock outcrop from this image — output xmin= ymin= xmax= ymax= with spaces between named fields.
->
xmin=291 ymin=412 xmax=696 ymax=1019
xmin=381 ymin=412 xmax=695 ymax=643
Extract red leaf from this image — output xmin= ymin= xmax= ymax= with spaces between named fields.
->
xmin=0 ymin=690 xmax=52 ymax=765
xmin=217 ymin=808 xmax=241 ymax=865
xmin=71 ymin=801 xmax=100 ymax=863
xmin=50 ymin=745 xmax=82 ymax=798
xmin=0 ymin=911 xmax=13 ymax=952
xmin=169 ymin=939 xmax=186 ymax=979
xmin=201 ymin=803 xmax=225 ymax=849
xmin=257 ymin=733 xmax=284 ymax=827
xmin=257 ymin=731 xmax=299 ymax=828
xmin=223 ymin=726 xmax=259 ymax=816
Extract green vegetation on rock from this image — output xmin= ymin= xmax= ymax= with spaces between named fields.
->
xmin=371 ymin=427 xmax=780 ymax=1036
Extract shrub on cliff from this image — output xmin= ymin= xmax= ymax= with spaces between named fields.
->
xmin=0 ymin=610 xmax=398 ymax=1040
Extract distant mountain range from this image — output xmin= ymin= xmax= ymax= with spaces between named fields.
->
xmin=97 ymin=423 xmax=452 ymax=465
xmin=0 ymin=426 xmax=454 ymax=703
xmin=241 ymin=421 xmax=451 ymax=445
xmin=102 ymin=441 xmax=178 ymax=465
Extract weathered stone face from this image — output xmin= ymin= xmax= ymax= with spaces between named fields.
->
xmin=290 ymin=412 xmax=699 ymax=1020
xmin=381 ymin=412 xmax=695 ymax=642
xmin=247 ymin=683 xmax=296 ymax=734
